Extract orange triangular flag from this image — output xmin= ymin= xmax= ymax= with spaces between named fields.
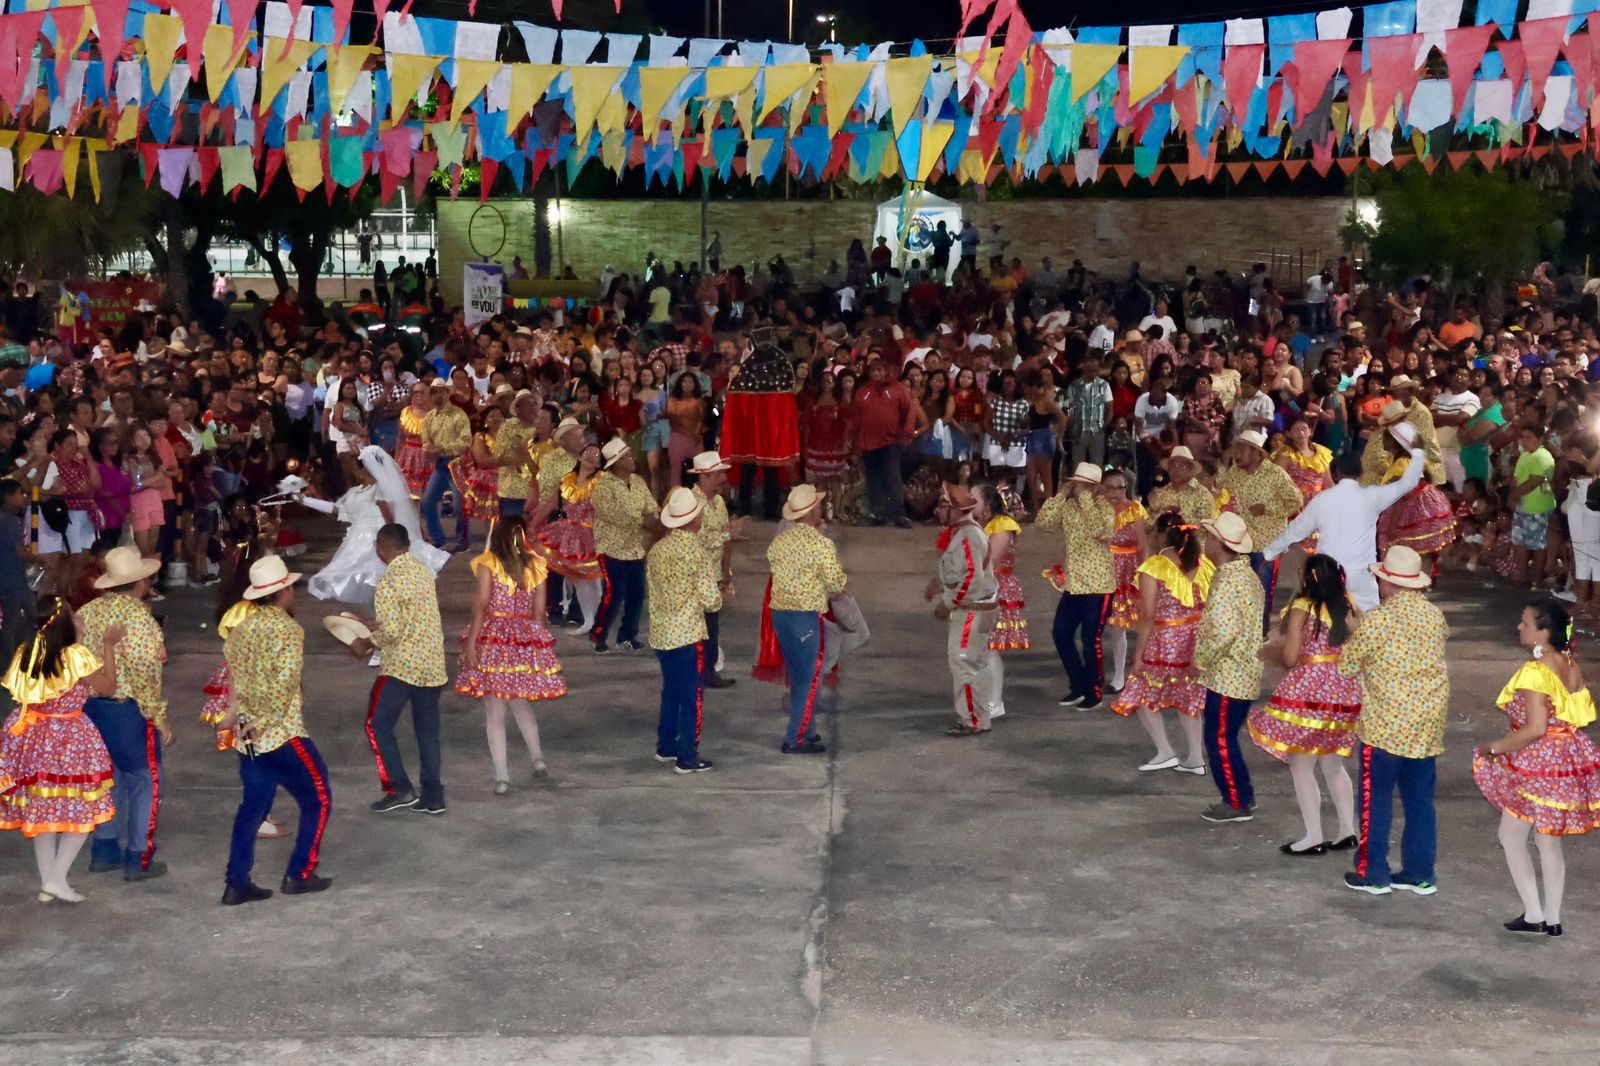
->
xmin=1282 ymin=159 xmax=1308 ymax=179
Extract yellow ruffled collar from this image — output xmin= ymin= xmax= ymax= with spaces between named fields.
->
xmin=400 ymin=407 xmax=428 ymax=434
xmin=1136 ymin=552 xmax=1215 ymax=607
xmin=2 ymin=643 xmax=101 ymax=708
xmin=470 ymin=550 xmax=547 ymax=591
xmin=217 ymin=601 xmax=257 ymax=640
xmin=1115 ymin=500 xmax=1149 ymax=531
xmin=561 ymin=470 xmax=599 ymax=502
xmin=1499 ymin=659 xmax=1598 ymax=729
xmin=984 ymin=516 xmax=1022 ymax=537
xmin=1275 ymin=444 xmax=1332 ymax=473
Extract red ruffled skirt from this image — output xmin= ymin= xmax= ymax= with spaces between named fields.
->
xmin=1247 ymin=662 xmax=1362 ymax=759
xmin=455 ymin=616 xmax=568 ymax=701
xmin=397 ymin=431 xmax=430 ymax=498
xmin=990 ymin=570 xmax=1030 ymax=652
xmin=0 ymin=690 xmax=115 ymax=838
xmin=1111 ymin=618 xmax=1205 ymax=718
xmin=1379 ymin=483 xmax=1457 ymax=555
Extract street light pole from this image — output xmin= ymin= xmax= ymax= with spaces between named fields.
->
xmin=699 ymin=0 xmax=710 ymax=273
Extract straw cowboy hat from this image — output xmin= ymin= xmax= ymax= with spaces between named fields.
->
xmin=166 ymin=339 xmax=192 ymax=357
xmin=601 ymin=437 xmax=631 ymax=469
xmin=1370 ymin=545 xmax=1432 ymax=589
xmin=323 ymin=613 xmax=374 ymax=645
xmin=782 ymin=484 xmax=824 ymax=521
xmin=1068 ymin=462 xmax=1103 ymax=485
xmin=1388 ymin=421 xmax=1420 ymax=450
xmin=552 ymin=417 xmax=584 ymax=443
xmin=1376 ymin=399 xmax=1409 ymax=428
xmin=942 ymin=484 xmax=979 ymax=511
xmin=1160 ymin=445 xmax=1198 ymax=472
xmin=1387 ymin=374 xmax=1418 ymax=393
xmin=93 ymin=546 xmax=162 ymax=590
xmin=660 ymin=486 xmax=705 ymax=529
xmin=242 ymin=555 xmax=301 ymax=600
xmin=1201 ymin=512 xmax=1254 ymax=555
xmin=689 ymin=451 xmax=731 ymax=475
xmin=428 ymin=378 xmax=451 ymax=391
xmin=1122 ymin=329 xmax=1145 ymax=346
xmin=492 ymin=383 xmax=514 ymax=399
xmin=1235 ymin=429 xmax=1268 ymax=451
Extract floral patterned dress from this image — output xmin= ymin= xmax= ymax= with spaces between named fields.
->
xmin=449 ymin=431 xmax=500 ymax=522
xmin=0 ymin=645 xmax=115 ymax=837
xmin=539 ymin=472 xmax=601 ymax=580
xmin=1473 ymin=661 xmax=1600 ymax=836
xmin=984 ymin=515 xmax=1029 ymax=652
xmin=1111 ymin=553 xmax=1214 ymax=718
xmin=1275 ymin=444 xmax=1332 ymax=551
xmin=396 ymin=406 xmax=431 ymax=498
xmin=455 ymin=552 xmax=567 ymax=702
xmin=1247 ymin=599 xmax=1362 ymax=759
xmin=1376 ymin=456 xmax=1457 ymax=555
xmin=1107 ymin=501 xmax=1149 ymax=630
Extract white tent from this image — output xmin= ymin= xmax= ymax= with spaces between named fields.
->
xmin=873 ymin=190 xmax=962 ymax=284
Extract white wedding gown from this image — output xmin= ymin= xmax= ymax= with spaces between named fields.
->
xmin=305 ymin=447 xmax=450 ymax=605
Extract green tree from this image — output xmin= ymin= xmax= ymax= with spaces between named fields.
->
xmin=0 ymin=165 xmax=153 ymax=279
xmin=1342 ymin=167 xmax=1562 ymax=293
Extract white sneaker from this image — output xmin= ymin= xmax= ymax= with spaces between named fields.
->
xmin=1139 ymin=756 xmax=1180 ymax=772
xmin=1171 ymin=762 xmax=1207 ymax=776
xmin=367 ymin=652 xmax=380 ymax=668
xmin=1554 ymin=590 xmax=1578 ymax=603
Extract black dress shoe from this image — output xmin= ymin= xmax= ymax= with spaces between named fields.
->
xmin=1504 ymin=915 xmax=1548 ymax=934
xmin=1279 ymin=841 xmax=1330 ymax=856
xmin=1327 ymin=835 xmax=1359 ymax=851
xmin=781 ymin=739 xmax=827 ymax=755
xmin=281 ymin=873 xmax=333 ymax=895
xmin=705 ymin=675 xmax=737 ymax=689
xmin=221 ymin=882 xmax=273 ymax=906
xmin=1547 ymin=923 xmax=1564 ymax=938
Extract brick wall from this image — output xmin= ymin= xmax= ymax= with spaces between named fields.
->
xmin=435 ymin=196 xmax=1353 ymax=306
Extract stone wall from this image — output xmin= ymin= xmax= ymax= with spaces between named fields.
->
xmin=435 ymin=196 xmax=1353 ymax=306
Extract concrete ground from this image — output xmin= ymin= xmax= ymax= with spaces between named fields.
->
xmin=2 ymin=518 xmax=1598 ymax=1065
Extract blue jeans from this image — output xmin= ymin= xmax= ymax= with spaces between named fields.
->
xmin=370 ymin=418 xmax=399 ymax=453
xmin=1052 ymin=592 xmax=1110 ymax=702
xmin=421 ymin=456 xmax=465 ymax=547
xmin=655 ymin=642 xmax=704 ymax=768
xmin=82 ymin=697 xmax=161 ymax=872
xmin=1248 ymin=552 xmax=1278 ymax=634
xmin=1203 ymin=689 xmax=1255 ymax=810
xmin=772 ymin=610 xmax=827 ymax=745
xmin=225 ymin=738 xmax=332 ymax=887
xmin=365 ymin=676 xmax=445 ymax=805
xmin=705 ymin=610 xmax=722 ymax=677
xmin=1355 ymin=743 xmax=1437 ymax=885
xmin=593 ymin=556 xmax=645 ymax=646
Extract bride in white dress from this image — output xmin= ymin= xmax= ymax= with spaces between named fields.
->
xmin=299 ymin=446 xmax=450 ymax=604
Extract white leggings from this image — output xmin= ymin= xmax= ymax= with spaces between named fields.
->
xmin=484 ymin=697 xmax=545 ymax=781
xmin=1498 ymin=812 xmax=1566 ymax=924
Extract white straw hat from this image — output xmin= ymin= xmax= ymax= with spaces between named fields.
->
xmin=1201 ymin=512 xmax=1254 ymax=555
xmin=1370 ymin=545 xmax=1432 ymax=589
xmin=93 ymin=546 xmax=162 ymax=590
xmin=242 ymin=555 xmax=301 ymax=600
xmin=660 ymin=487 xmax=705 ymax=529
xmin=782 ymin=484 xmax=824 ymax=521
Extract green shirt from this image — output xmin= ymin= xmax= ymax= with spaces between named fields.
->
xmin=1514 ymin=446 xmax=1556 ymax=515
xmin=1459 ymin=402 xmax=1503 ymax=484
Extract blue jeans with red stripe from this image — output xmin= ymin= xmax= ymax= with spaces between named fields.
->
xmin=655 ymin=642 xmax=705 ymax=768
xmin=1203 ymin=688 xmax=1255 ymax=810
xmin=772 ymin=610 xmax=826 ymax=746
xmin=1248 ymin=552 xmax=1279 ymax=634
xmin=1052 ymin=593 xmax=1111 ymax=702
xmin=1354 ymin=743 xmax=1437 ymax=886
xmin=82 ymin=697 xmax=161 ymax=873
xmin=593 ymin=556 xmax=645 ymax=646
xmin=366 ymin=676 xmax=445 ymax=805
xmin=225 ymin=737 xmax=332 ymax=888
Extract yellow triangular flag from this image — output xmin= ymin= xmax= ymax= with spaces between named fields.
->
xmin=823 ymin=60 xmax=874 ymax=137
xmin=1069 ymin=44 xmax=1123 ymax=104
xmin=568 ymin=66 xmax=625 ymax=143
xmin=885 ymin=55 xmax=933 ymax=137
xmin=703 ymin=65 xmax=757 ymax=100
xmin=917 ymin=119 xmax=955 ymax=182
xmin=504 ymin=63 xmax=560 ymax=135
xmin=86 ymin=140 xmax=102 ymax=202
xmin=284 ymin=140 xmax=323 ymax=192
xmin=16 ymin=131 xmax=47 ymax=172
xmin=638 ymin=67 xmax=691 ymax=136
xmin=112 ymin=104 xmax=139 ymax=145
xmin=878 ymin=133 xmax=902 ymax=180
xmin=957 ymin=148 xmax=985 ymax=184
xmin=746 ymin=136 xmax=774 ymax=182
xmin=62 ymin=136 xmax=81 ymax=197
xmin=971 ymin=51 xmax=1001 ymax=97
xmin=756 ymin=63 xmax=818 ymax=124
xmin=450 ymin=59 xmax=500 ymax=124
xmin=326 ymin=44 xmax=374 ymax=115
xmin=601 ymin=130 xmax=627 ymax=175
xmin=595 ymin=81 xmax=628 ymax=135
xmin=203 ymin=24 xmax=252 ymax=104
xmin=388 ymin=53 xmax=443 ymax=123
xmin=1128 ymin=45 xmax=1187 ymax=104
xmin=261 ymin=38 xmax=318 ymax=111
xmin=731 ymin=90 xmax=755 ymax=135
xmin=142 ymin=14 xmax=182 ymax=92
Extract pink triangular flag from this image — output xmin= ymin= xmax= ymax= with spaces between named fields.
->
xmin=1497 ymin=40 xmax=1526 ymax=102
xmin=167 ymin=0 xmax=214 ymax=80
xmin=1444 ymin=25 xmax=1495 ymax=116
xmin=27 ymin=148 xmax=64 ymax=195
xmin=1222 ymin=43 xmax=1264 ymax=123
xmin=224 ymin=0 xmax=255 ymax=62
xmin=1290 ymin=39 xmax=1350 ymax=126
xmin=89 ymin=0 xmax=128 ymax=92
xmin=330 ymin=0 xmax=355 ymax=45
xmin=1367 ymin=34 xmax=1423 ymax=127
xmin=411 ymin=150 xmax=436 ymax=200
xmin=51 ymin=5 xmax=89 ymax=86
xmin=1518 ymin=17 xmax=1570 ymax=111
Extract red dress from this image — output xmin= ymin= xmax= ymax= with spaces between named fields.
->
xmin=449 ymin=433 xmax=500 ymax=522
xmin=805 ymin=402 xmax=853 ymax=483
xmin=1375 ymin=457 xmax=1457 ymax=555
xmin=539 ymin=472 xmax=601 ymax=580
xmin=0 ymin=646 xmax=115 ymax=838
xmin=1275 ymin=445 xmax=1332 ymax=551
xmin=1107 ymin=501 xmax=1149 ymax=630
xmin=985 ymin=516 xmax=1029 ymax=652
xmin=1473 ymin=661 xmax=1600 ymax=836
xmin=1111 ymin=554 xmax=1213 ymax=719
xmin=455 ymin=553 xmax=567 ymax=702
xmin=1247 ymin=599 xmax=1362 ymax=759
xmin=396 ymin=406 xmax=431 ymax=498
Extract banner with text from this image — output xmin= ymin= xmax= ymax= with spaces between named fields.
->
xmin=463 ymin=262 xmax=505 ymax=329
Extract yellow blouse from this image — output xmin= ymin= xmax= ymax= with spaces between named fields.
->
xmin=1499 ymin=660 xmax=1598 ymax=729
xmin=400 ymin=406 xmax=428 ymax=436
xmin=469 ymin=549 xmax=548 ymax=592
xmin=1116 ymin=500 xmax=1149 ymax=532
xmin=1275 ymin=444 xmax=1332 ymax=473
xmin=1135 ymin=552 xmax=1215 ymax=608
xmin=983 ymin=516 xmax=1022 ymax=537
xmin=2 ymin=643 xmax=100 ymax=709
xmin=560 ymin=470 xmax=600 ymax=503
xmin=216 ymin=601 xmax=257 ymax=640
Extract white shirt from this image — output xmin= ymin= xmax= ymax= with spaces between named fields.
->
xmin=1565 ymin=478 xmax=1600 ymax=544
xmin=1087 ymin=324 xmax=1116 ymax=352
xmin=1133 ymin=393 xmax=1183 ymax=437
xmin=1430 ymin=389 xmax=1480 ymax=450
xmin=836 ymin=285 xmax=857 ymax=313
xmin=1138 ymin=314 xmax=1178 ymax=339
xmin=1230 ymin=392 xmax=1274 ymax=436
xmin=467 ymin=366 xmax=492 ymax=398
xmin=1262 ymin=452 xmax=1425 ymax=610
xmin=1305 ymin=275 xmax=1331 ymax=304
